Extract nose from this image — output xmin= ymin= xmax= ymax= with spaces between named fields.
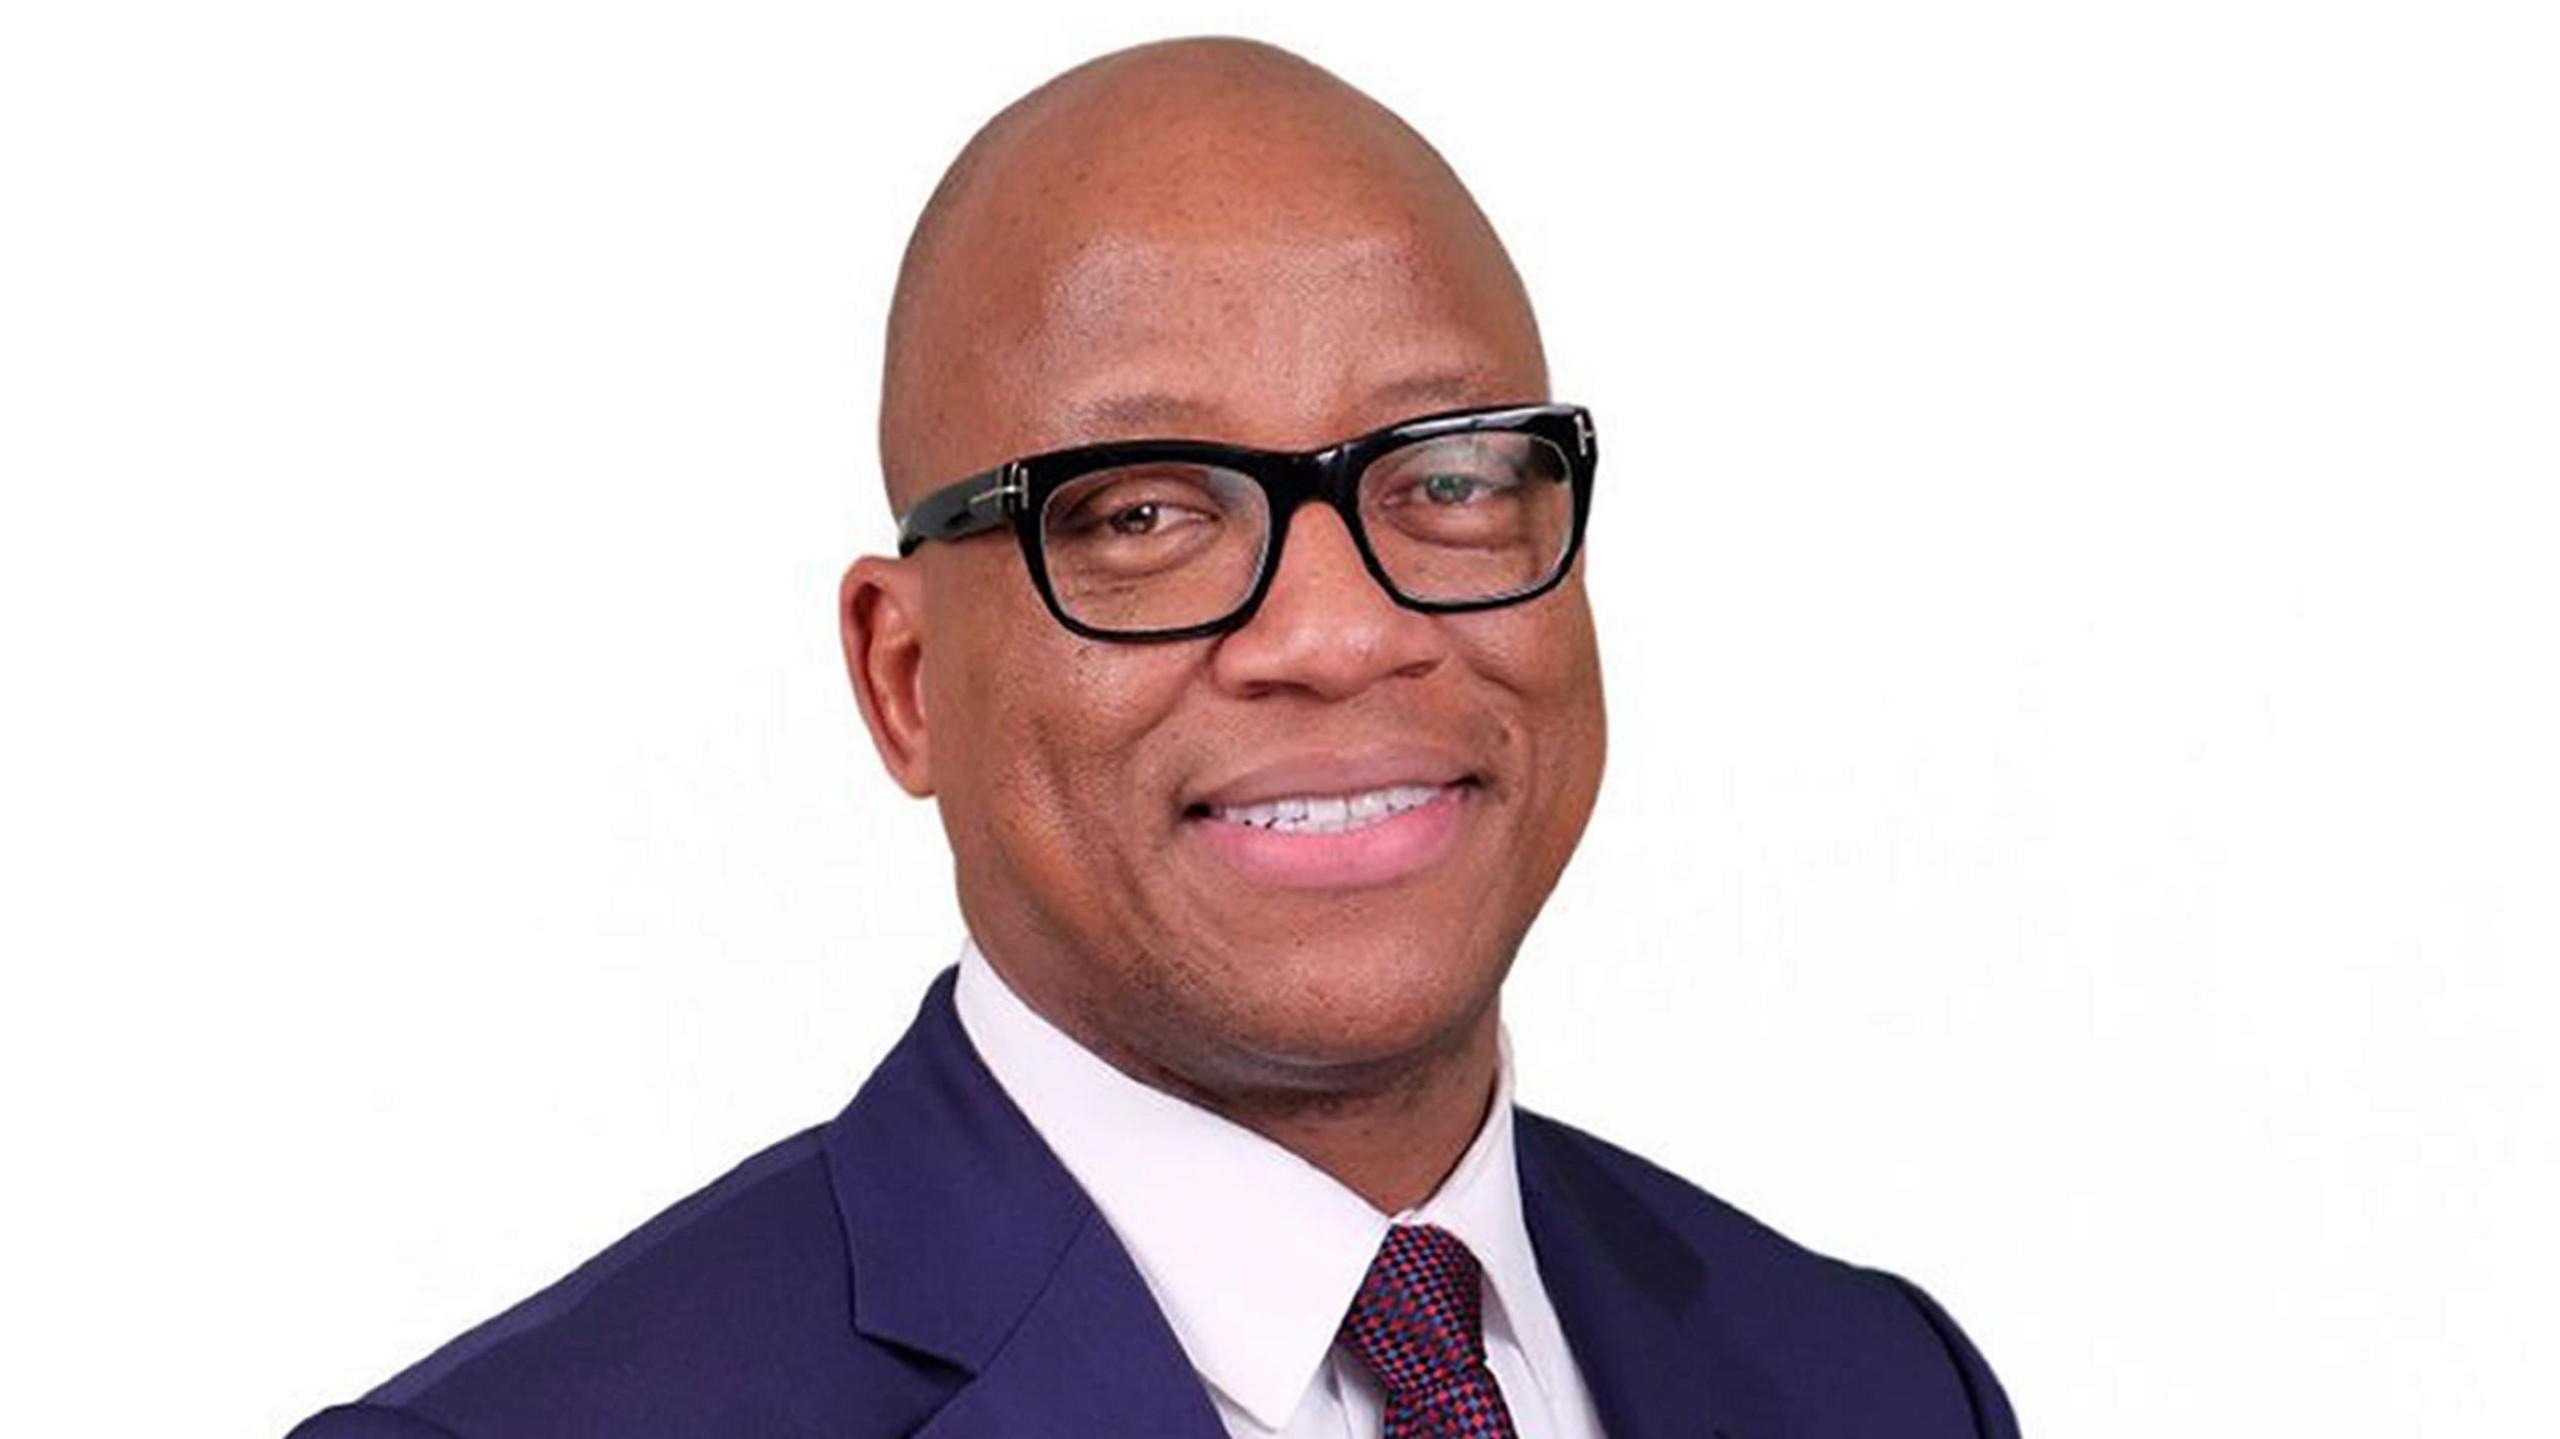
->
xmin=1208 ymin=502 xmax=1449 ymax=700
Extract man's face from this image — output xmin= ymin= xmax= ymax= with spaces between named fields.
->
xmin=862 ymin=93 xmax=1606 ymax=1102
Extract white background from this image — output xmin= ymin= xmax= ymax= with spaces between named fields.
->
xmin=4 ymin=2 xmax=2553 ymax=1434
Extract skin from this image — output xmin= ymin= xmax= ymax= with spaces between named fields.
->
xmin=840 ymin=37 xmax=1606 ymax=1214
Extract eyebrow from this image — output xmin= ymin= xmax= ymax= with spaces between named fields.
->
xmin=1060 ymin=368 xmax=1511 ymax=439
xmin=1061 ymin=390 xmax=1219 ymax=433
xmin=1366 ymin=368 xmax=1509 ymax=413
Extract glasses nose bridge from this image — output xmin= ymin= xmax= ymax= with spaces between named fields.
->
xmin=1244 ymin=439 xmax=1404 ymax=621
xmin=1254 ymin=441 xmax=1372 ymax=571
xmin=1270 ymin=440 xmax=1363 ymax=524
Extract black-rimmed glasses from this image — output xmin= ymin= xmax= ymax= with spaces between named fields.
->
xmin=893 ymin=402 xmax=1597 ymax=642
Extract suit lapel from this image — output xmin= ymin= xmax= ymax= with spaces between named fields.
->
xmin=1517 ymin=1110 xmax=1732 ymax=1439
xmin=822 ymin=966 xmax=1225 ymax=1438
xmin=909 ymin=1211 xmax=1228 ymax=1439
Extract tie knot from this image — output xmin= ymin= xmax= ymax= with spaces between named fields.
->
xmin=1336 ymin=1223 xmax=1490 ymax=1399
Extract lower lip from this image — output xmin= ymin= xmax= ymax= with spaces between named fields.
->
xmin=1183 ymin=785 xmax=1472 ymax=890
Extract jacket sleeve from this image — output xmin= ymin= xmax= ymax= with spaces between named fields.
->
xmin=285 ymin=1403 xmax=467 ymax=1439
xmin=1882 ymin=1273 xmax=2023 ymax=1438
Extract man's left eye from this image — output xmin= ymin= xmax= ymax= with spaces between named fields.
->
xmin=1418 ymin=473 xmax=1493 ymax=504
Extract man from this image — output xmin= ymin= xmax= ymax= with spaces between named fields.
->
xmin=290 ymin=36 xmax=2018 ymax=1439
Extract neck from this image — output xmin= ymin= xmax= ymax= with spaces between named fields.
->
xmin=1210 ymin=1019 xmax=1503 ymax=1214
xmin=1106 ymin=996 xmax=1506 ymax=1216
xmin=964 ymin=923 xmax=1510 ymax=1216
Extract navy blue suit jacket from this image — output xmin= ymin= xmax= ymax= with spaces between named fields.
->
xmin=290 ymin=966 xmax=2018 ymax=1438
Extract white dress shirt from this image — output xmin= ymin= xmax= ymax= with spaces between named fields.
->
xmin=952 ymin=937 xmax=1611 ymax=1439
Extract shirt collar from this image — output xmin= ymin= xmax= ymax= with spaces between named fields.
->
xmin=951 ymin=936 xmax=1550 ymax=1432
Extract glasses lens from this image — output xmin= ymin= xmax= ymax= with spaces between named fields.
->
xmin=1040 ymin=461 xmax=1271 ymax=633
xmin=1357 ymin=430 xmax=1576 ymax=603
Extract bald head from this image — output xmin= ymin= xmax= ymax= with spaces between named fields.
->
xmin=877 ymin=36 xmax=1547 ymax=513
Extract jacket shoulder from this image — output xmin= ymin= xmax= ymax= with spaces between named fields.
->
xmin=287 ymin=1404 xmax=464 ymax=1439
xmin=290 ymin=1126 xmax=949 ymax=1439
xmin=1516 ymin=1108 xmax=2020 ymax=1438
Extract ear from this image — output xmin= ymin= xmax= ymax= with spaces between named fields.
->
xmin=840 ymin=554 xmax=934 ymax=797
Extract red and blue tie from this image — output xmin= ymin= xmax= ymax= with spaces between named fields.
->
xmin=1337 ymin=1223 xmax=1521 ymax=1438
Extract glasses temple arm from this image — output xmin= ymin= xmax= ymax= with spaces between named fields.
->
xmin=894 ymin=462 xmax=1028 ymax=555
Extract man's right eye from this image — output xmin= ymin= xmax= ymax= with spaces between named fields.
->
xmin=1105 ymin=502 xmax=1160 ymax=536
xmin=1064 ymin=490 xmax=1214 ymax=538
xmin=1053 ymin=467 xmax=1229 ymax=539
xmin=1100 ymin=499 xmax=1205 ymax=537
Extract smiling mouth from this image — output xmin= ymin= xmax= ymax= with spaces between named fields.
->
xmin=1177 ymin=751 xmax=1487 ymax=889
xmin=1188 ymin=781 xmax=1474 ymax=835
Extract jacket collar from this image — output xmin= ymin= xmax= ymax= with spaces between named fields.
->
xmin=824 ymin=965 xmax=1226 ymax=1437
xmin=824 ymin=965 xmax=1727 ymax=1438
xmin=1517 ymin=1111 xmax=1733 ymax=1439
xmin=823 ymin=964 xmax=1095 ymax=1371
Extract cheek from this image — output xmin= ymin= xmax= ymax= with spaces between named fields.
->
xmin=1448 ymin=596 xmax=1608 ymax=823
xmin=965 ymin=630 xmax=1205 ymax=851
xmin=929 ymin=556 xmax=1175 ymax=783
xmin=1449 ymin=591 xmax=1604 ymax=722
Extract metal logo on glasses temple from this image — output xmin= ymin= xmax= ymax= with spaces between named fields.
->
xmin=1573 ymin=410 xmax=1593 ymax=459
xmin=973 ymin=462 xmax=1028 ymax=519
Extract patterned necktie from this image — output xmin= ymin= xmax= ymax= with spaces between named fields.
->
xmin=1336 ymin=1222 xmax=1521 ymax=1438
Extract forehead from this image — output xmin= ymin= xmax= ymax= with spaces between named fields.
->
xmin=1004 ymin=228 xmax=1539 ymax=454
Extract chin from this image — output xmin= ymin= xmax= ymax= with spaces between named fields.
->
xmin=1188 ymin=928 xmax=1504 ymax=1077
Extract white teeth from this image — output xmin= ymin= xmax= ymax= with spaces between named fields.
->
xmin=1208 ymin=783 xmax=1450 ymax=835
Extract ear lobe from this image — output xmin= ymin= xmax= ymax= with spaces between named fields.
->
xmin=840 ymin=555 xmax=934 ymax=797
